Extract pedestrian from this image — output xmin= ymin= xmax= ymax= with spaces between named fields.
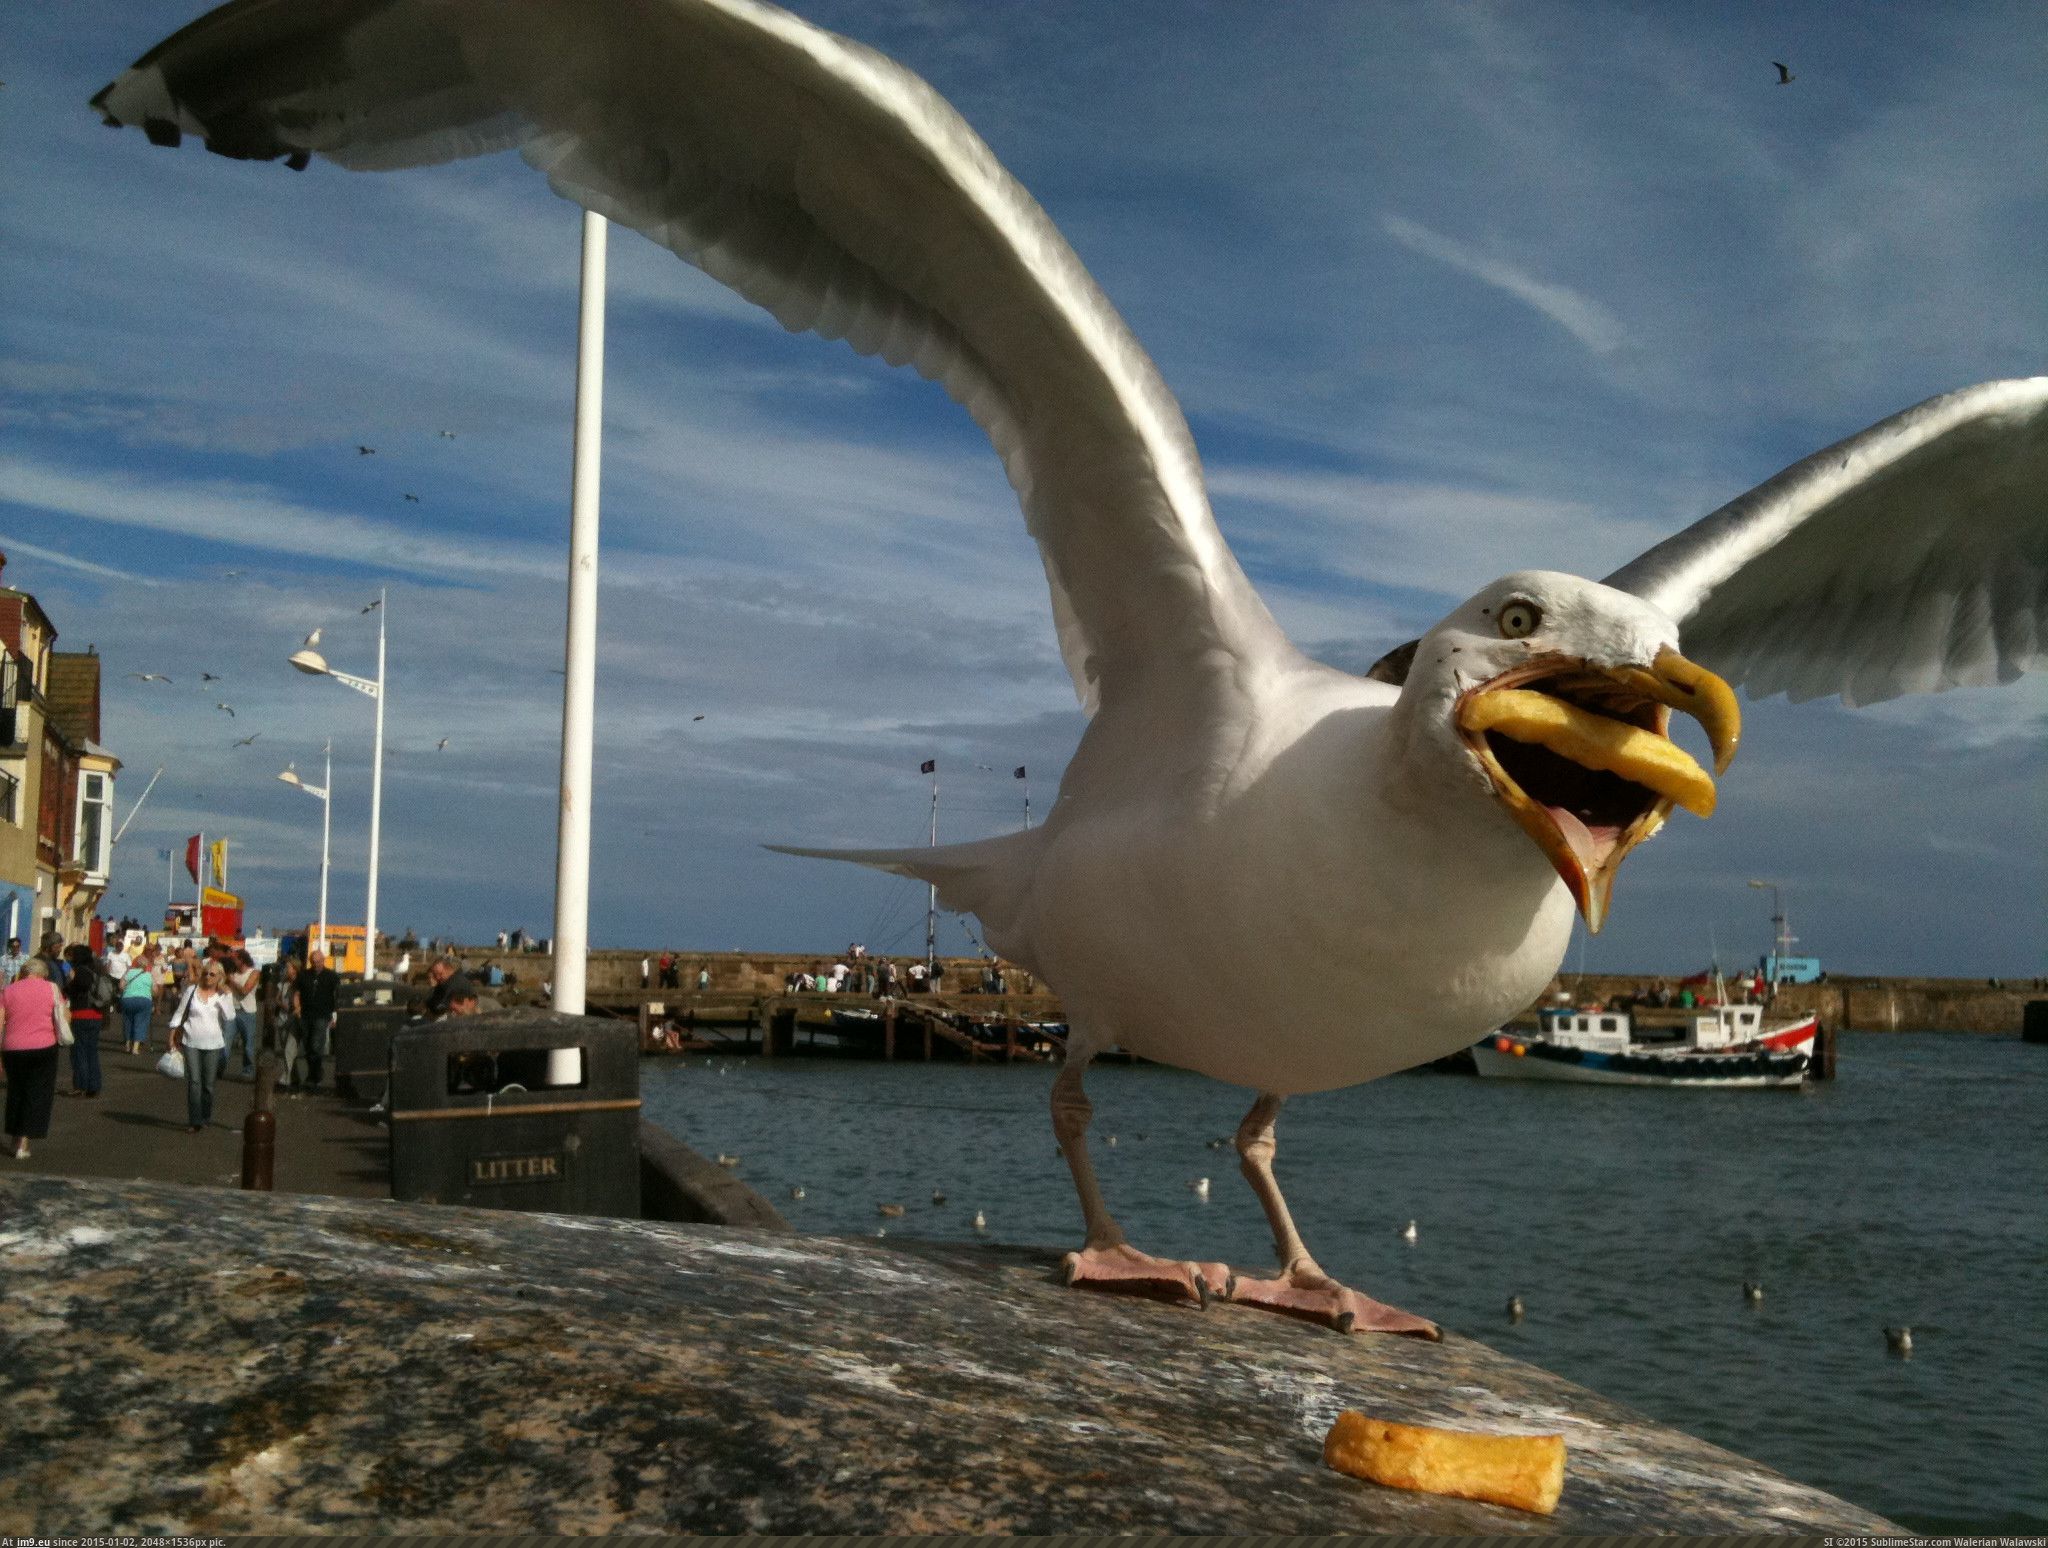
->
xmin=1 ymin=958 xmax=69 ymax=1159
xmin=0 ymin=937 xmax=25 ymax=986
xmin=293 ymin=949 xmax=342 ymax=1092
xmin=696 ymin=964 xmax=710 ymax=992
xmin=117 ymin=945 xmax=158 ymax=1055
xmin=168 ymin=959 xmax=235 ymax=1133
xmin=61 ymin=944 xmax=108 ymax=1099
xmin=225 ymin=947 xmax=262 ymax=1077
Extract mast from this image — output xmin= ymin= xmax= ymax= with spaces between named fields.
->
xmin=926 ymin=765 xmax=939 ymax=976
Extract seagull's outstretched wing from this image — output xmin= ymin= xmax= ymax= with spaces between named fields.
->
xmin=91 ymin=0 xmax=1289 ymax=715
xmin=1604 ymin=378 xmax=2048 ymax=706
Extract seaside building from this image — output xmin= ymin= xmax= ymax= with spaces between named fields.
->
xmin=0 ymin=552 xmax=121 ymax=945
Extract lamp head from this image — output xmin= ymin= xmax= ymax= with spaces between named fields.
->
xmin=289 ymin=649 xmax=330 ymax=676
xmin=277 ymin=767 xmax=302 ymax=788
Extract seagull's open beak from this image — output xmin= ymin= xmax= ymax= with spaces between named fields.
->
xmin=1455 ymin=648 xmax=1740 ymax=933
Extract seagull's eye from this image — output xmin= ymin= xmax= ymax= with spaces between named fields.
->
xmin=1498 ymin=601 xmax=1542 ymax=639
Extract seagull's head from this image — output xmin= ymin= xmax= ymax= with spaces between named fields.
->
xmin=1395 ymin=571 xmax=1740 ymax=933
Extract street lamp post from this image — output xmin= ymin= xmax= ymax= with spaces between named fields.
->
xmin=291 ymin=588 xmax=387 ymax=979
xmin=278 ymin=741 xmax=333 ymax=957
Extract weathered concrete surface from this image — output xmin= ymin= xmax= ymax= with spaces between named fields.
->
xmin=0 ymin=1175 xmax=1894 ymax=1535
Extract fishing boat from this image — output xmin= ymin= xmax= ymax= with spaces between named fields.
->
xmin=1472 ymin=1001 xmax=1818 ymax=1087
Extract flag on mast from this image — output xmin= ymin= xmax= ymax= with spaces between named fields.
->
xmin=1013 ymin=766 xmax=1026 ymax=779
xmin=919 ymin=759 xmax=936 ymax=774
xmin=210 ymin=838 xmax=229 ymax=890
xmin=183 ymin=834 xmax=202 ymax=885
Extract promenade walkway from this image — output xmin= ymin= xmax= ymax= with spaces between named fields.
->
xmin=3 ymin=1019 xmax=387 ymax=1199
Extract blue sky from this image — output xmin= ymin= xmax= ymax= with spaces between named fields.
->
xmin=3 ymin=1 xmax=2042 ymax=975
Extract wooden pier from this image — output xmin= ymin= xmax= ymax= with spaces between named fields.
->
xmin=630 ymin=990 xmax=1070 ymax=1064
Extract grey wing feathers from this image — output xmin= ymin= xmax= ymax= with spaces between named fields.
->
xmin=91 ymin=0 xmax=1289 ymax=716
xmin=1604 ymin=378 xmax=2048 ymax=706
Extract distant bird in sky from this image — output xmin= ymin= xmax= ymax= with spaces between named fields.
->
xmin=438 ymin=428 xmax=457 ymax=439
xmin=232 ymin=733 xmax=260 ymax=747
xmin=361 ymin=599 xmax=382 ymax=613
xmin=356 ymin=444 xmax=376 ymax=455
xmin=223 ymin=569 xmax=245 ymax=578
xmin=200 ymin=672 xmax=222 ymax=681
xmin=90 ymin=0 xmax=2048 ymax=1344
xmin=435 ymin=738 xmax=449 ymax=751
xmin=301 ymin=628 xmax=321 ymax=648
xmin=1773 ymin=61 xmax=1795 ymax=84
xmin=215 ymin=702 xmax=235 ymax=717
xmin=403 ymin=492 xmax=419 ymax=503
xmin=692 ymin=714 xmax=705 ymax=721
xmin=127 ymin=672 xmax=172 ymax=684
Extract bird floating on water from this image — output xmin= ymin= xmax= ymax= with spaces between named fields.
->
xmin=91 ymin=0 xmax=2048 ymax=1341
xmin=1399 ymin=1220 xmax=1419 ymax=1245
xmin=1190 ymin=1178 xmax=1211 ymax=1201
xmin=788 ymin=1185 xmax=805 ymax=1201
xmin=1743 ymin=1281 xmax=1764 ymax=1304
xmin=1885 ymin=1326 xmax=1914 ymax=1357
xmin=971 ymin=1211 xmax=988 ymax=1233
xmin=1506 ymin=1295 xmax=1525 ymax=1323
xmin=931 ymin=1190 xmax=946 ymax=1206
xmin=715 ymin=1153 xmax=739 ymax=1170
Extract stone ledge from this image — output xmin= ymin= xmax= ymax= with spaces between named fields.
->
xmin=0 ymin=1175 xmax=1896 ymax=1535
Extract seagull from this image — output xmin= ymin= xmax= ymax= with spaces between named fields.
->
xmin=436 ymin=738 xmax=449 ymax=751
xmin=1506 ymin=1295 xmax=1525 ymax=1323
xmin=200 ymin=672 xmax=222 ymax=682
xmin=692 ymin=714 xmax=706 ymax=722
xmin=301 ymin=629 xmax=321 ymax=649
xmin=788 ymin=1185 xmax=805 ymax=1200
xmin=971 ymin=1210 xmax=988 ymax=1234
xmin=439 ymin=429 xmax=457 ymax=439
xmin=127 ymin=672 xmax=172 ymax=684
xmin=931 ymin=1190 xmax=946 ymax=1205
xmin=1399 ymin=1220 xmax=1419 ymax=1245
xmin=1742 ymin=1280 xmax=1764 ymax=1304
xmin=403 ymin=492 xmax=420 ymax=503
xmin=1885 ymin=1326 xmax=1914 ymax=1357
xmin=1773 ymin=61 xmax=1795 ymax=84
xmin=232 ymin=733 xmax=260 ymax=748
xmin=223 ymin=569 xmax=245 ymax=579
xmin=361 ymin=599 xmax=382 ymax=613
xmin=91 ymin=1 xmax=2048 ymax=1340
xmin=715 ymin=1153 xmax=739 ymax=1169
xmin=215 ymin=703 xmax=235 ymax=718
xmin=1189 ymin=1177 xmax=1211 ymax=1200
xmin=356 ymin=444 xmax=376 ymax=455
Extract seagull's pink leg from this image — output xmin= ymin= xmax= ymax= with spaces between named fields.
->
xmin=1054 ymin=1054 xmax=1228 ymax=1306
xmin=1224 ymin=1093 xmax=1440 ymax=1338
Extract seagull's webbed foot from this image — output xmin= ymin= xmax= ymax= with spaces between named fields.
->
xmin=1225 ymin=1257 xmax=1441 ymax=1339
xmin=1063 ymin=1241 xmax=1231 ymax=1307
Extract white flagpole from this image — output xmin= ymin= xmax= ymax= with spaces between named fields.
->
xmin=552 ymin=209 xmax=607 ymax=1025
xmin=926 ymin=769 xmax=939 ymax=977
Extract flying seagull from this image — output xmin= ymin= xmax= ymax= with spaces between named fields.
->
xmin=403 ymin=492 xmax=420 ymax=503
xmin=301 ymin=628 xmax=321 ymax=648
xmin=91 ymin=2 xmax=2048 ymax=1338
xmin=361 ymin=599 xmax=382 ymax=614
xmin=435 ymin=738 xmax=449 ymax=751
xmin=438 ymin=429 xmax=457 ymax=439
xmin=1773 ymin=61 xmax=1795 ymax=84
xmin=356 ymin=444 xmax=376 ymax=456
xmin=200 ymin=671 xmax=222 ymax=682
xmin=215 ymin=702 xmax=235 ymax=718
xmin=232 ymin=733 xmax=260 ymax=747
xmin=127 ymin=672 xmax=172 ymax=684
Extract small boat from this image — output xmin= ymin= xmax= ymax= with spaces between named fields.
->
xmin=1472 ymin=1002 xmax=1817 ymax=1087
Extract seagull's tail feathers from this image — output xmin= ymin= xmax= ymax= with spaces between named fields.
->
xmin=765 ymin=830 xmax=1046 ymax=955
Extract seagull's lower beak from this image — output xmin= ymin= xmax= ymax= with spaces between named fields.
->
xmin=1456 ymin=649 xmax=1740 ymax=932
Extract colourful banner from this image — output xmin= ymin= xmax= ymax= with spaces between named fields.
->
xmin=210 ymin=838 xmax=229 ymax=890
xmin=184 ymin=834 xmax=201 ymax=885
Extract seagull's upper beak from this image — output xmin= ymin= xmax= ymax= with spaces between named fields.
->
xmin=1454 ymin=648 xmax=1740 ymax=933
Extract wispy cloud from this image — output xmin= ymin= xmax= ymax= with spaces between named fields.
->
xmin=1380 ymin=213 xmax=1627 ymax=358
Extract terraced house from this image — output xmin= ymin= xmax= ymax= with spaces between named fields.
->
xmin=0 ymin=552 xmax=120 ymax=947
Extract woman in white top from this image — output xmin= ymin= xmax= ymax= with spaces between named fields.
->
xmin=169 ymin=959 xmax=236 ymax=1133
xmin=226 ymin=948 xmax=262 ymax=1077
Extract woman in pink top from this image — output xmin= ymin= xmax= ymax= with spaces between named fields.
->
xmin=1 ymin=957 xmax=70 ymax=1159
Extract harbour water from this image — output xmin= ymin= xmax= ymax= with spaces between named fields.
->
xmin=645 ymin=1031 xmax=2045 ymax=1531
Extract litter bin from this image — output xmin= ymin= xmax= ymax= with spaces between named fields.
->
xmin=388 ymin=1010 xmax=640 ymax=1216
xmin=332 ymin=1005 xmax=414 ymax=1102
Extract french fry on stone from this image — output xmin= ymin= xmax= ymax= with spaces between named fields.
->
xmin=1323 ymin=1410 xmax=1565 ymax=1516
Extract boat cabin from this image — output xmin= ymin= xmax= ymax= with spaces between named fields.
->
xmin=1535 ymin=1003 xmax=1768 ymax=1053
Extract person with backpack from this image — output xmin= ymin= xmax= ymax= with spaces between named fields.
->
xmin=62 ymin=944 xmax=110 ymax=1099
xmin=116 ymin=945 xmax=159 ymax=1055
